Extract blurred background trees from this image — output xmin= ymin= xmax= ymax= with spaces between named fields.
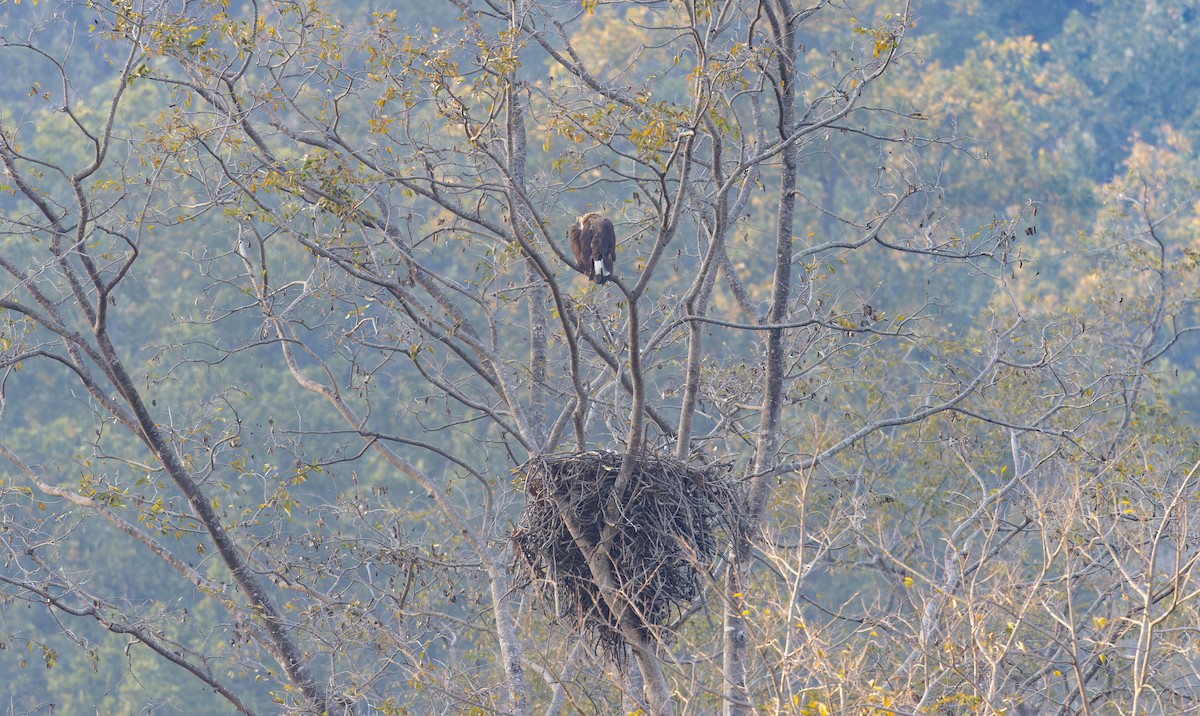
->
xmin=1 ymin=0 xmax=1199 ymax=713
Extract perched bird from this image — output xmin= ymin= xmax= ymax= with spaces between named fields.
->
xmin=567 ymin=212 xmax=616 ymax=284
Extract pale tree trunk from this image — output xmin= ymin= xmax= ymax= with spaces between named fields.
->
xmin=501 ymin=29 xmax=539 ymax=712
xmin=620 ymin=647 xmax=648 ymax=714
xmin=676 ymin=122 xmax=736 ymax=463
xmin=724 ymin=1 xmax=798 ymax=712
xmin=634 ymin=647 xmax=675 ymax=716
xmin=504 ymin=46 xmax=550 ymax=450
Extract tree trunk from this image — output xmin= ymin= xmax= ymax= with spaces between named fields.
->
xmin=724 ymin=2 xmax=798 ymax=712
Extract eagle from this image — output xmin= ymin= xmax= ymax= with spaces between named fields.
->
xmin=567 ymin=212 xmax=616 ymax=284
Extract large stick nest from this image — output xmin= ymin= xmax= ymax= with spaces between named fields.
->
xmin=511 ymin=451 xmax=745 ymax=657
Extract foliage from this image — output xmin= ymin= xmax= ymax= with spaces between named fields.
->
xmin=0 ymin=0 xmax=1199 ymax=714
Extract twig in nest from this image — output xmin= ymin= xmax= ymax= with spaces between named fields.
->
xmin=511 ymin=451 xmax=745 ymax=660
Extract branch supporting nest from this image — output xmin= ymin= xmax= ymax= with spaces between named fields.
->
xmin=511 ymin=451 xmax=745 ymax=659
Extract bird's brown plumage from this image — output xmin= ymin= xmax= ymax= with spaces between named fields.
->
xmin=567 ymin=212 xmax=616 ymax=284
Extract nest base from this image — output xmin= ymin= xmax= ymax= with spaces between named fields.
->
xmin=511 ymin=451 xmax=743 ymax=658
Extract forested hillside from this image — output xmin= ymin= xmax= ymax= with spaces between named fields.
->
xmin=1 ymin=0 xmax=1198 ymax=713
